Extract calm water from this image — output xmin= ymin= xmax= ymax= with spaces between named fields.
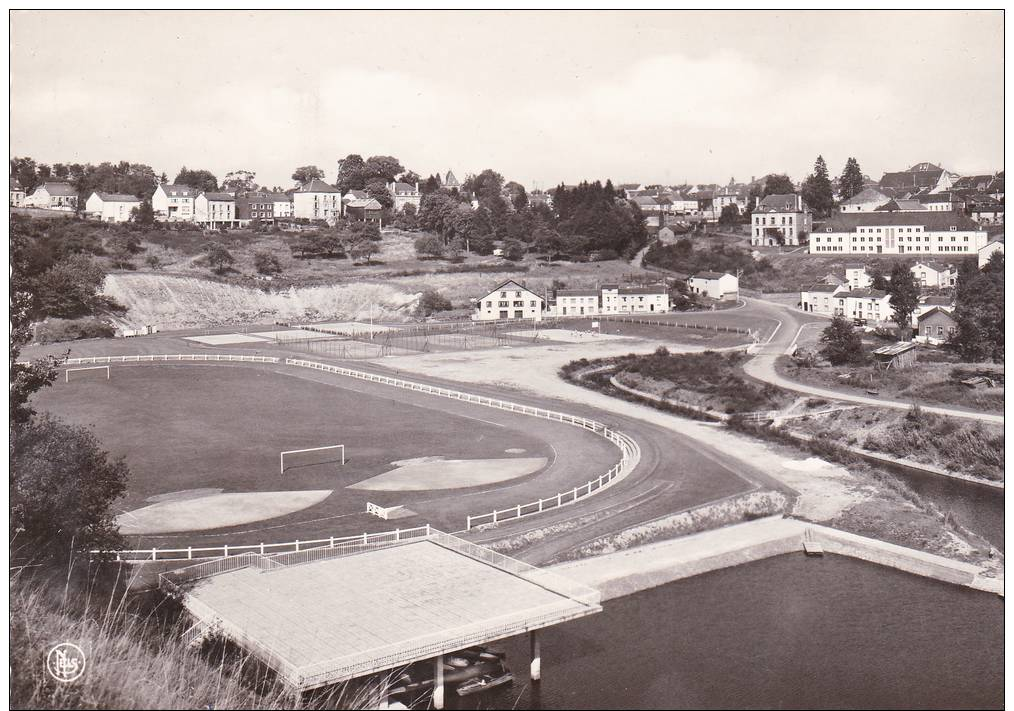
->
xmin=472 ymin=554 xmax=1002 ymax=710
xmin=882 ymin=463 xmax=1004 ymax=551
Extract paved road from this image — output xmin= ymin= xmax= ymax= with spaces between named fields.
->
xmin=739 ymin=297 xmax=1003 ymax=424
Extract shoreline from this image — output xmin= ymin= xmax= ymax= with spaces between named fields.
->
xmin=549 ymin=516 xmax=1004 ymax=602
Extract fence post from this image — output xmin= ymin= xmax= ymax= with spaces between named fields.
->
xmin=223 ymin=544 xmax=228 ymax=556
xmin=188 ymin=546 xmax=192 ymax=560
xmin=295 ymin=540 xmax=300 ymax=552
xmin=151 ymin=549 xmax=157 ymax=561
xmin=260 ymin=542 xmax=264 ymax=554
xmin=395 ymin=529 xmax=400 ymax=541
xmin=493 ymin=510 xmax=498 ymax=524
xmin=330 ymin=536 xmax=335 ymax=548
xmin=516 ymin=504 xmax=521 ymax=519
xmin=467 ymin=515 xmax=473 ymax=531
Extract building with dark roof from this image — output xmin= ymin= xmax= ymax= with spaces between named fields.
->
xmin=85 ymin=191 xmax=142 ymax=222
xmin=25 ymin=181 xmax=78 ymax=210
xmin=293 ymin=179 xmax=340 ymax=223
xmin=809 ymin=211 xmax=988 ymax=256
xmin=751 ymin=194 xmax=812 ymax=246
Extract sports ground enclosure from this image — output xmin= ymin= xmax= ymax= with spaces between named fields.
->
xmin=34 ymin=361 xmax=621 ymax=548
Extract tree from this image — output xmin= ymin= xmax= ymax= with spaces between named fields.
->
xmin=504 ymin=181 xmax=528 ymax=211
xmin=364 ymin=155 xmax=405 ymax=183
xmin=34 ymin=254 xmax=109 ymax=319
xmin=416 ymin=289 xmax=453 ymax=316
xmin=819 ymin=315 xmax=866 ymax=365
xmin=174 ymin=166 xmax=218 ymax=193
xmin=131 ymin=199 xmax=155 ymax=226
xmin=762 ymin=174 xmax=795 ymax=196
xmin=203 ymin=242 xmax=235 ymax=274
xmin=335 ymin=154 xmax=367 ymax=193
xmin=719 ymin=204 xmax=740 ymax=225
xmin=886 ymin=262 xmax=920 ymax=334
xmin=348 ymin=239 xmax=380 ymax=264
xmin=839 ymin=157 xmax=864 ymax=201
xmin=253 ymin=250 xmax=283 ymax=275
xmin=221 ymin=170 xmax=257 ymax=193
xmin=9 ymin=290 xmax=61 ymax=426
xmin=399 ymin=170 xmax=421 ymax=186
xmin=501 ymin=238 xmax=527 ymax=261
xmin=365 ymin=178 xmax=394 ymax=209
xmin=800 ymin=155 xmax=835 ymax=218
xmin=11 ymin=414 xmax=128 ymax=559
xmin=950 ymin=254 xmax=1004 ymax=362
xmin=10 ymin=156 xmax=40 ymax=193
xmin=145 ymin=254 xmax=164 ymax=270
xmin=393 ymin=202 xmax=419 ymax=230
xmin=291 ymin=165 xmax=325 ymax=184
xmin=414 ymin=234 xmax=445 ymax=259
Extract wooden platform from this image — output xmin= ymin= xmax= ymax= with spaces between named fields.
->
xmin=170 ymin=531 xmax=601 ymax=690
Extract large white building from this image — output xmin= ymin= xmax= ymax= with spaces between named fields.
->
xmin=800 ymin=283 xmax=849 ymax=314
xmin=152 ymin=183 xmax=198 ymax=222
xmin=751 ymin=194 xmax=812 ymax=246
xmin=194 ymin=192 xmax=237 ymax=228
xmin=85 ymin=192 xmax=141 ymax=222
xmin=839 ymin=188 xmax=892 ymax=213
xmin=293 ymin=178 xmax=341 ymax=223
xmin=25 ymin=182 xmax=78 ymax=210
xmin=808 ymin=212 xmax=988 ymax=256
xmin=474 ymin=280 xmax=545 ymax=321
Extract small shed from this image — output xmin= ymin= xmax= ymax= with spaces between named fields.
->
xmin=872 ymin=341 xmax=918 ymax=370
xmin=346 ymin=198 xmax=383 ymax=223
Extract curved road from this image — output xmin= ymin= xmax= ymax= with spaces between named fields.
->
xmin=739 ymin=297 xmax=1003 ymax=424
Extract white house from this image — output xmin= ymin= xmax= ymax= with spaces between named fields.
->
xmin=10 ymin=179 xmax=25 ymax=207
xmin=553 ymin=289 xmax=601 ymax=316
xmin=474 ymin=280 xmax=545 ymax=321
xmin=845 ymin=264 xmax=872 ymax=289
xmin=194 ymin=192 xmax=237 ymax=228
xmin=808 ymin=212 xmax=988 ymax=256
xmin=670 ymin=193 xmax=700 ymax=214
xmin=293 ymin=178 xmax=341 ymax=223
xmin=751 ymin=194 xmax=812 ymax=246
xmin=800 ymin=283 xmax=849 ymax=315
xmin=917 ymin=192 xmax=961 ymax=212
xmin=85 ymin=192 xmax=141 ymax=222
xmin=273 ymin=193 xmax=293 ymax=219
xmin=910 ymin=261 xmax=956 ymax=288
xmin=912 ymin=295 xmax=954 ymax=327
xmin=25 ymin=182 xmax=78 ymax=210
xmin=834 ymin=288 xmax=894 ymax=325
xmin=839 ymin=188 xmax=892 ymax=213
xmin=152 ymin=183 xmax=198 ymax=222
xmin=977 ymin=238 xmax=1004 ymax=269
xmin=549 ymin=284 xmax=670 ymax=316
xmin=388 ymin=181 xmax=421 ymax=212
xmin=686 ymin=272 xmax=739 ymax=301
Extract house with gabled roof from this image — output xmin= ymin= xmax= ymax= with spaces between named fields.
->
xmin=879 ymin=163 xmax=953 ymax=194
xmin=910 ymin=261 xmax=956 ymax=288
xmin=686 ymin=272 xmax=739 ymax=301
xmin=840 ymin=187 xmax=892 ymax=213
xmin=800 ymin=282 xmax=849 ymax=315
xmin=152 ymin=183 xmax=198 ymax=221
xmin=85 ymin=192 xmax=142 ymax=222
xmin=388 ymin=181 xmax=421 ymax=212
xmin=10 ymin=178 xmax=25 ymax=207
xmin=915 ymin=307 xmax=957 ymax=345
xmin=977 ymin=236 xmax=1004 ymax=269
xmin=195 ymin=192 xmax=238 ymax=228
xmin=345 ymin=197 xmax=383 ymax=223
xmin=293 ymin=178 xmax=340 ymax=223
xmin=25 ymin=181 xmax=78 ymax=210
xmin=473 ymin=280 xmax=545 ymax=321
xmin=874 ymin=198 xmax=927 ymax=213
xmin=751 ymin=193 xmax=811 ymax=246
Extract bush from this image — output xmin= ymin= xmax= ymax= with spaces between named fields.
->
xmin=416 ymin=289 xmax=453 ymax=316
xmin=253 ymin=250 xmax=283 ymax=275
xmin=35 ymin=317 xmax=115 ymax=344
xmin=414 ymin=233 xmax=444 ymax=259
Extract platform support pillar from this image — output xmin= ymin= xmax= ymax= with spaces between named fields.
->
xmin=530 ymin=629 xmax=541 ymax=682
xmin=433 ymin=654 xmax=445 ymax=709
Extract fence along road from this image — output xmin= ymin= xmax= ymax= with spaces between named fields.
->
xmin=59 ymin=355 xmax=642 ymax=561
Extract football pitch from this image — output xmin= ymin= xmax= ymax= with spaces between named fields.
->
xmin=33 ymin=363 xmax=618 ymax=544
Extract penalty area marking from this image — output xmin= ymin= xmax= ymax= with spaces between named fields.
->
xmin=280 ymin=444 xmax=345 ymax=474
xmin=66 ymin=365 xmax=110 ymax=383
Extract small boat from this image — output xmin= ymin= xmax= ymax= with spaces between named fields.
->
xmin=456 ymin=672 xmax=514 ymax=697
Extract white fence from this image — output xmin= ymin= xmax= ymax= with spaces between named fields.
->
xmin=80 ymin=354 xmax=640 ymax=558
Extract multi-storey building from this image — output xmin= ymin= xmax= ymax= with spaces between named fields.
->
xmin=751 ymin=194 xmax=812 ymax=246
xmin=473 ymin=280 xmax=545 ymax=321
xmin=808 ymin=212 xmax=988 ymax=255
xmin=194 ymin=192 xmax=237 ymax=228
xmin=152 ymin=183 xmax=198 ymax=221
xmin=388 ymin=181 xmax=421 ymax=212
xmin=293 ymin=178 xmax=340 ymax=223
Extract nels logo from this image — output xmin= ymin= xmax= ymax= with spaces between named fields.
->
xmin=46 ymin=643 xmax=86 ymax=683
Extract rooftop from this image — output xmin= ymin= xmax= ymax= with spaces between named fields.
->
xmin=755 ymin=194 xmax=803 ymax=213
xmin=164 ymin=529 xmax=600 ymax=691
xmin=93 ymin=192 xmax=141 ymax=202
xmin=297 ymin=178 xmax=340 ymax=193
xmin=35 ymin=182 xmax=77 ymax=196
xmin=820 ymin=211 xmax=980 ymax=232
xmin=873 ymin=341 xmax=917 ymax=356
xmin=690 ymin=271 xmax=732 ymax=280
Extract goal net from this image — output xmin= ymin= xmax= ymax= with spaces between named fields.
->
xmin=280 ymin=444 xmax=345 ymax=474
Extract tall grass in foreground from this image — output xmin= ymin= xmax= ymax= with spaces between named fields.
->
xmin=10 ymin=563 xmax=384 ymax=709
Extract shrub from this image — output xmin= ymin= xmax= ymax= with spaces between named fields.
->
xmin=35 ymin=317 xmax=115 ymax=344
xmin=416 ymin=289 xmax=453 ymax=316
xmin=253 ymin=251 xmax=283 ymax=275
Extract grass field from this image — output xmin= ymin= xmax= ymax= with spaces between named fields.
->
xmin=32 ymin=363 xmax=618 ymax=543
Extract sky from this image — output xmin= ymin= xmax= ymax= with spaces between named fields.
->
xmin=9 ymin=10 xmax=1004 ymax=190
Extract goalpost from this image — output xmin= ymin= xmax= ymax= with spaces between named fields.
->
xmin=65 ymin=365 xmax=110 ymax=383
xmin=280 ymin=444 xmax=345 ymax=474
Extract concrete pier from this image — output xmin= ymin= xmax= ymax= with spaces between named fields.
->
xmin=530 ymin=630 xmax=541 ymax=682
xmin=433 ymin=654 xmax=445 ymax=710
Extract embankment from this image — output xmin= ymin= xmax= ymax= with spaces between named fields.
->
xmin=103 ymin=273 xmax=420 ymax=329
xmin=552 ymin=517 xmax=1003 ymax=602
